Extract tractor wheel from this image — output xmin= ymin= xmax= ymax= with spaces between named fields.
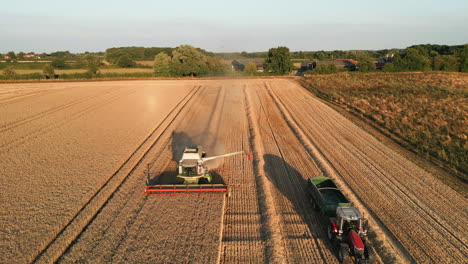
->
xmin=327 ymin=225 xmax=334 ymax=241
xmin=364 ymin=244 xmax=373 ymax=262
xmin=338 ymin=246 xmax=350 ymax=264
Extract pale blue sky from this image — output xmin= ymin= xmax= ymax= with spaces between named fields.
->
xmin=1 ymin=0 xmax=467 ymax=53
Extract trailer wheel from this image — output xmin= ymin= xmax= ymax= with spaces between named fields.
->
xmin=311 ymin=199 xmax=319 ymax=211
xmin=338 ymin=245 xmax=350 ymax=264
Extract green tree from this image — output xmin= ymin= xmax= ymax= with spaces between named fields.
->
xmin=308 ymin=63 xmax=339 ymax=74
xmin=296 ymin=51 xmax=305 ymax=59
xmin=50 ymin=51 xmax=71 ymax=58
xmin=459 ymin=44 xmax=468 ymax=72
xmin=51 ymin=58 xmax=66 ymax=69
xmin=116 ymin=54 xmax=135 ymax=68
xmin=42 ymin=64 xmax=55 ymax=77
xmin=83 ymin=54 xmax=101 ymax=75
xmin=432 ymin=55 xmax=459 ymax=71
xmin=3 ymin=67 xmax=17 ymax=79
xmin=358 ymin=57 xmax=376 ymax=72
xmin=264 ymin=46 xmax=293 ymax=75
xmin=17 ymin=52 xmax=25 ymax=59
xmin=393 ymin=48 xmax=431 ymax=71
xmin=244 ymin=62 xmax=258 ymax=76
xmin=312 ymin=51 xmax=327 ymax=60
xmin=6 ymin=51 xmax=16 ymax=59
xmin=382 ymin=62 xmax=396 ymax=72
xmin=170 ymin=45 xmax=209 ymax=76
xmin=153 ymin=52 xmax=171 ymax=77
xmin=206 ymin=56 xmax=228 ymax=75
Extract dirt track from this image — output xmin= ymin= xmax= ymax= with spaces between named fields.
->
xmin=0 ymin=79 xmax=466 ymax=263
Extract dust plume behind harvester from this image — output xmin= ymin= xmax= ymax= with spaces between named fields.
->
xmin=146 ymin=145 xmax=251 ymax=195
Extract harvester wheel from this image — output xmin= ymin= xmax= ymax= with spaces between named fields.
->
xmin=338 ymin=245 xmax=350 ymax=264
xmin=198 ymin=177 xmax=208 ymax=184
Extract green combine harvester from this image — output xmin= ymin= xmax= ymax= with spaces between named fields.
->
xmin=146 ymin=145 xmax=251 ymax=195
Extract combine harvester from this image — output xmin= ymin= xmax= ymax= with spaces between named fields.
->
xmin=308 ymin=177 xmax=372 ymax=264
xmin=146 ymin=145 xmax=251 ymax=195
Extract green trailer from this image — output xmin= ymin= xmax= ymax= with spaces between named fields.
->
xmin=307 ymin=177 xmax=351 ymax=217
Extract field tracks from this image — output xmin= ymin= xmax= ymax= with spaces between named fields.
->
xmin=243 ymin=84 xmax=287 ymax=263
xmin=0 ymin=88 xmax=60 ymax=106
xmin=0 ymin=88 xmax=135 ymax=152
xmin=0 ymin=86 xmax=121 ymax=132
xmin=31 ymin=86 xmax=202 ymax=263
xmin=263 ymin=82 xmax=410 ymax=263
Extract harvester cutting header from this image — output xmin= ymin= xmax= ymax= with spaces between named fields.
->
xmin=146 ymin=145 xmax=251 ymax=195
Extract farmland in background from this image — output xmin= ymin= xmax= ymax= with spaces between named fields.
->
xmin=301 ymin=72 xmax=468 ymax=184
xmin=0 ymin=68 xmax=153 ymax=75
xmin=0 ymin=79 xmax=466 ymax=263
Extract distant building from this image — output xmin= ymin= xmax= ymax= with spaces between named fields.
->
xmin=23 ymin=54 xmax=37 ymax=58
xmin=375 ymin=54 xmax=394 ymax=70
xmin=336 ymin=59 xmax=358 ymax=68
xmin=300 ymin=61 xmax=316 ymax=71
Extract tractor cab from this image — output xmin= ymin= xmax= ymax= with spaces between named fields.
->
xmin=335 ymin=206 xmax=370 ymax=263
xmin=336 ymin=206 xmax=366 ymax=236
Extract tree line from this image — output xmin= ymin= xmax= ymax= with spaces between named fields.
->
xmin=153 ymin=45 xmax=294 ymax=77
xmin=105 ymin=46 xmax=216 ymax=68
xmin=381 ymin=44 xmax=468 ymax=72
xmin=153 ymin=45 xmax=227 ymax=77
xmin=2 ymin=43 xmax=466 ymax=80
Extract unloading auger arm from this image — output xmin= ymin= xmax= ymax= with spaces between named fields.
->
xmin=202 ymin=151 xmax=251 ymax=162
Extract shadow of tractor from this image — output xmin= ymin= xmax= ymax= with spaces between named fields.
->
xmin=262 ymin=153 xmax=336 ymax=262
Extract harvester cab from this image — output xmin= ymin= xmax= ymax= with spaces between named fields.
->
xmin=332 ymin=206 xmax=371 ymax=264
xmin=177 ymin=146 xmax=209 ymax=184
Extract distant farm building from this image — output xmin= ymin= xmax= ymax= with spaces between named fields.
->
xmin=375 ymin=54 xmax=394 ymax=70
xmin=23 ymin=54 xmax=39 ymax=59
xmin=300 ymin=61 xmax=316 ymax=71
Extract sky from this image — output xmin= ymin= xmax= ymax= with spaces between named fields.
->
xmin=0 ymin=0 xmax=467 ymax=53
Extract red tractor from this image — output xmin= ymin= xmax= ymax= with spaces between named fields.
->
xmin=328 ymin=206 xmax=372 ymax=264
